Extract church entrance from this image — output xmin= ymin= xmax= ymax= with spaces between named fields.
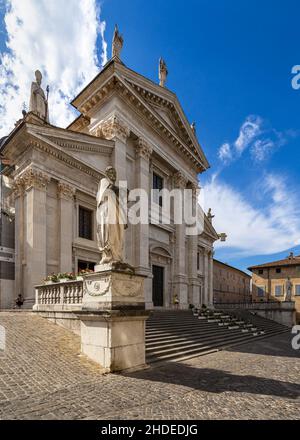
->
xmin=152 ymin=265 xmax=164 ymax=307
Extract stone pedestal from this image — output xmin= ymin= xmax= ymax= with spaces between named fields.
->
xmin=80 ymin=265 xmax=149 ymax=372
xmin=78 ymin=310 xmax=149 ymax=372
xmin=82 ymin=264 xmax=145 ymax=311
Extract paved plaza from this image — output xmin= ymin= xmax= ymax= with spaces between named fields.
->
xmin=0 ymin=312 xmax=299 ymax=420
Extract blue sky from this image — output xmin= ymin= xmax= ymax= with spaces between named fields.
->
xmin=1 ymin=0 xmax=300 ymax=272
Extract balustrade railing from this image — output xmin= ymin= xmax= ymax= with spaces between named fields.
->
xmin=35 ymin=280 xmax=83 ymax=307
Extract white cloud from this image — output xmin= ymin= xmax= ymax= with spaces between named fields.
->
xmin=251 ymin=139 xmax=275 ymax=161
xmin=218 ymin=142 xmax=232 ymax=163
xmin=217 ymin=115 xmax=290 ymax=165
xmin=0 ymin=0 xmax=107 ymax=137
xmin=202 ymin=175 xmax=300 ymax=256
xmin=234 ymin=115 xmax=262 ymax=154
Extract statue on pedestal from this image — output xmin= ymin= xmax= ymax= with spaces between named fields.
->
xmin=207 ymin=208 xmax=215 ymax=223
xmin=285 ymin=277 xmax=293 ymax=301
xmin=29 ymin=70 xmax=49 ymax=122
xmin=96 ymin=166 xmax=127 ymax=266
xmin=159 ymin=58 xmax=168 ymax=87
xmin=112 ymin=25 xmax=124 ymax=59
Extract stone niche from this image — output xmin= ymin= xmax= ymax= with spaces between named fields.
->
xmin=79 ymin=266 xmax=149 ymax=372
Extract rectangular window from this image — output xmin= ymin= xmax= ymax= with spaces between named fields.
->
xmin=257 ymin=286 xmax=265 ymax=297
xmin=78 ymin=260 xmax=95 ymax=272
xmin=197 ymin=252 xmax=200 ymax=270
xmin=274 ymin=285 xmax=283 ymax=297
xmin=153 ymin=173 xmax=163 ymax=207
xmin=295 ymin=285 xmax=300 ymax=296
xmin=79 ymin=206 xmax=93 ymax=240
xmin=276 ymin=268 xmax=281 ymax=274
xmin=258 ymin=269 xmax=264 ymax=275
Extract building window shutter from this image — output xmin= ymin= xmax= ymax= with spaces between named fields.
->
xmin=79 ymin=206 xmax=93 ymax=240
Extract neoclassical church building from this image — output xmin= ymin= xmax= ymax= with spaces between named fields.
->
xmin=0 ymin=28 xmax=219 ymax=310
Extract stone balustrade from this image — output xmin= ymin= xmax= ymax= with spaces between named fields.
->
xmin=214 ymin=301 xmax=296 ymax=326
xmin=214 ymin=301 xmax=295 ymax=311
xmin=34 ymin=280 xmax=83 ymax=311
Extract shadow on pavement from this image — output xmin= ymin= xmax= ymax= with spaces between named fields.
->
xmin=124 ymin=361 xmax=300 ymax=399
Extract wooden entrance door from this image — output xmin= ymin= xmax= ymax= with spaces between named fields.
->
xmin=152 ymin=265 xmax=164 ymax=307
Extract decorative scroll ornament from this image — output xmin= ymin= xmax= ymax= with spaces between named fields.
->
xmin=93 ymin=115 xmax=130 ymax=143
xmin=173 ymin=171 xmax=188 ymax=189
xmin=84 ymin=277 xmax=111 ymax=297
xmin=136 ymin=138 xmax=153 ymax=160
xmin=57 ymin=182 xmax=75 ymax=200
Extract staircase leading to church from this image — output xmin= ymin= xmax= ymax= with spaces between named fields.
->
xmin=145 ymin=309 xmax=289 ymax=364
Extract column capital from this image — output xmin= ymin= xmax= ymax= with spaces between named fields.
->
xmin=14 ymin=168 xmax=50 ymax=192
xmin=189 ymin=182 xmax=201 ymax=197
xmin=93 ymin=115 xmax=130 ymax=142
xmin=57 ymin=181 xmax=75 ymax=200
xmin=204 ymin=248 xmax=214 ymax=257
xmin=173 ymin=171 xmax=188 ymax=189
xmin=136 ymin=138 xmax=153 ymax=160
xmin=12 ymin=177 xmax=25 ymax=198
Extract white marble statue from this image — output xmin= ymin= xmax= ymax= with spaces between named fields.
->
xmin=96 ymin=166 xmax=127 ymax=265
xmin=29 ymin=70 xmax=49 ymax=122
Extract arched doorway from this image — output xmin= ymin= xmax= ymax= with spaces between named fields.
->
xmin=150 ymin=246 xmax=172 ymax=308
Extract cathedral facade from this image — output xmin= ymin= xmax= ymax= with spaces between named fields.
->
xmin=0 ymin=32 xmax=218 ymax=310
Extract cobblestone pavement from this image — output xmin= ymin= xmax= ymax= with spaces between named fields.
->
xmin=0 ymin=312 xmax=299 ymax=420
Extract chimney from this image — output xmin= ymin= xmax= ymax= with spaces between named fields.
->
xmin=289 ymin=252 xmax=294 ymax=259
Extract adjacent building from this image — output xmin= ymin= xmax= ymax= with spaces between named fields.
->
xmin=0 ymin=151 xmax=15 ymax=309
xmin=0 ymin=30 xmax=219 ymax=310
xmin=213 ymin=259 xmax=251 ymax=304
xmin=248 ymin=252 xmax=300 ymax=321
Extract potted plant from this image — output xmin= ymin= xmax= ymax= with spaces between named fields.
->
xmin=44 ymin=273 xmax=58 ymax=284
xmin=58 ymin=272 xmax=75 ymax=282
xmin=77 ymin=269 xmax=93 ymax=280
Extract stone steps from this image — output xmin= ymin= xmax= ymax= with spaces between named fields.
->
xmin=146 ymin=330 xmax=286 ymax=364
xmin=145 ymin=310 xmax=289 ymax=364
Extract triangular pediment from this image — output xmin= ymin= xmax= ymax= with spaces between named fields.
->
xmin=121 ymin=72 xmax=209 ymax=168
xmin=69 ymin=59 xmax=210 ymax=173
xmin=147 ymin=104 xmax=182 ymax=137
xmin=26 ymin=124 xmax=114 ymax=174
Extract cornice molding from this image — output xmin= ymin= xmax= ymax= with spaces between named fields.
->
xmin=67 ymin=114 xmax=90 ymax=132
xmin=44 ymin=137 xmax=112 ymax=155
xmin=27 ymin=139 xmax=103 ymax=180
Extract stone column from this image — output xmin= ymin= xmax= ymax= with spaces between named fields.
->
xmin=208 ymin=250 xmax=214 ymax=306
xmin=203 ymin=248 xmax=209 ymax=306
xmin=57 ymin=182 xmax=75 ymax=273
xmin=12 ymin=178 xmax=25 ymax=304
xmin=22 ymin=168 xmax=50 ymax=307
xmin=135 ymin=138 xmax=153 ymax=309
xmin=97 ymin=115 xmax=130 ymax=182
xmin=173 ymin=171 xmax=188 ymax=309
xmin=187 ymin=183 xmax=201 ymax=307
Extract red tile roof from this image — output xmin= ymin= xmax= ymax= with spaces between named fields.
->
xmin=248 ymin=254 xmax=300 ymax=271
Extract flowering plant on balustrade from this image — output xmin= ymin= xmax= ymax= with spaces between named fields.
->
xmin=44 ymin=273 xmax=59 ymax=283
xmin=78 ymin=269 xmax=94 ymax=276
xmin=57 ymin=272 xmax=76 ymax=281
xmin=43 ymin=272 xmax=76 ymax=284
